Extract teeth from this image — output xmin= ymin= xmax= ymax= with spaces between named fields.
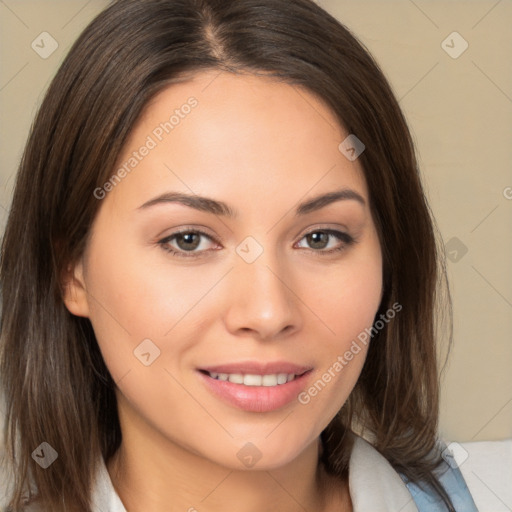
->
xmin=244 ymin=374 xmax=262 ymax=386
xmin=277 ymin=374 xmax=288 ymax=385
xmin=228 ymin=373 xmax=244 ymax=384
xmin=207 ymin=371 xmax=297 ymax=386
xmin=262 ymin=374 xmax=276 ymax=386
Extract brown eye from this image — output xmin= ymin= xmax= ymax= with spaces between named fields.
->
xmin=296 ymin=229 xmax=356 ymax=254
xmin=174 ymin=232 xmax=201 ymax=251
xmin=305 ymin=232 xmax=330 ymax=250
xmin=158 ymin=230 xmax=218 ymax=258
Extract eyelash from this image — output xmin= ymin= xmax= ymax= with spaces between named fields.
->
xmin=157 ymin=228 xmax=358 ymax=259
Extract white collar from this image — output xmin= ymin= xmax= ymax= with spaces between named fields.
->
xmin=91 ymin=435 xmax=418 ymax=512
xmin=348 ymin=435 xmax=418 ymax=511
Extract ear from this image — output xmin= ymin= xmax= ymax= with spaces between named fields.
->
xmin=61 ymin=259 xmax=90 ymax=318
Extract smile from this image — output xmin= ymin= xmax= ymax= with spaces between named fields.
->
xmin=197 ymin=364 xmax=313 ymax=413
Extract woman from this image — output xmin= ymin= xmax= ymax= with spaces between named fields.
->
xmin=0 ymin=0 xmax=478 ymax=510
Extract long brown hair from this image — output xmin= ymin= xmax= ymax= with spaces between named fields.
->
xmin=0 ymin=0 xmax=453 ymax=510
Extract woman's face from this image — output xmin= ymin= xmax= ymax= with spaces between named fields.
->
xmin=66 ymin=70 xmax=383 ymax=470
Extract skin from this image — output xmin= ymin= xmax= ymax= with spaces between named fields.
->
xmin=63 ymin=70 xmax=383 ymax=512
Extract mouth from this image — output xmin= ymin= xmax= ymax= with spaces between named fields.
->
xmin=197 ymin=362 xmax=313 ymax=413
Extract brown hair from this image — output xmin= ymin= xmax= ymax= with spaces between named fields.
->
xmin=0 ymin=0 xmax=453 ymax=510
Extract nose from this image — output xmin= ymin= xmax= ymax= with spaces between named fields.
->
xmin=223 ymin=248 xmax=302 ymax=341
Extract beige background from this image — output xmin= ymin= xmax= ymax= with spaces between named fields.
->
xmin=0 ymin=0 xmax=510 ymax=443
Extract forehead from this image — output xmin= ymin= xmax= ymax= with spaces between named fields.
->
xmin=106 ymin=70 xmax=368 ymax=213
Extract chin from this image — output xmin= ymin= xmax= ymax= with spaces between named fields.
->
xmin=204 ymin=431 xmax=317 ymax=472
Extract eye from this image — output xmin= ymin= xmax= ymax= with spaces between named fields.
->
xmin=295 ymin=229 xmax=356 ymax=254
xmin=158 ymin=229 xmax=219 ymax=258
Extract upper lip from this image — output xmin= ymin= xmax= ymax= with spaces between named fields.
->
xmin=199 ymin=361 xmax=313 ymax=375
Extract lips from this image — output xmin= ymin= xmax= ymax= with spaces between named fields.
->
xmin=197 ymin=361 xmax=313 ymax=413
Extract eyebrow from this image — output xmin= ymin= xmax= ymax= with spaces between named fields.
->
xmin=137 ymin=188 xmax=366 ymax=217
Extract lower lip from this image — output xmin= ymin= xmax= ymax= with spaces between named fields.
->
xmin=198 ymin=371 xmax=311 ymax=413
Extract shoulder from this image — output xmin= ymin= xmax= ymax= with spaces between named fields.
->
xmin=400 ymin=439 xmax=479 ymax=512
xmin=348 ymin=434 xmax=479 ymax=512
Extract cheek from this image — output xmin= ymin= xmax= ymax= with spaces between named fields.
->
xmin=296 ymin=245 xmax=382 ymax=424
xmin=305 ymin=245 xmax=383 ymax=348
xmin=87 ymin=227 xmax=227 ymax=323
xmin=81 ymin=235 xmax=176 ymax=376
xmin=295 ymin=282 xmax=375 ymax=435
xmin=82 ymin=244 xmax=215 ymax=443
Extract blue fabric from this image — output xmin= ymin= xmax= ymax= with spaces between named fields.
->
xmin=399 ymin=444 xmax=479 ymax=511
